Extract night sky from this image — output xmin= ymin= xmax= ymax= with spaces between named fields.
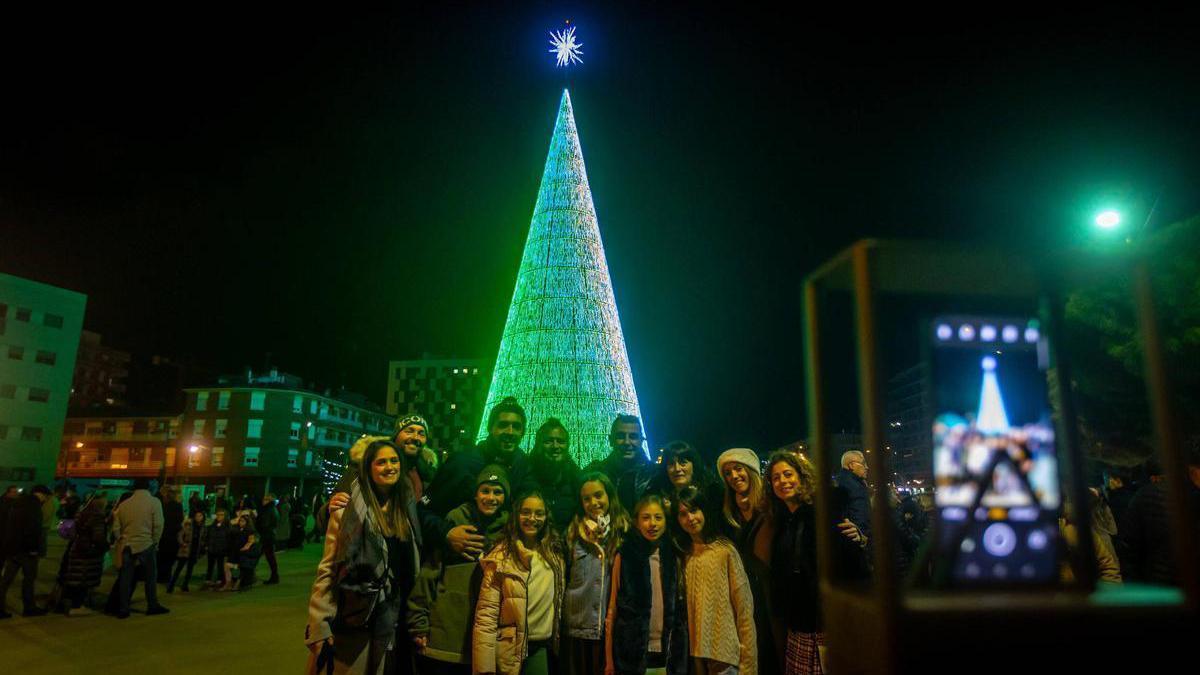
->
xmin=3 ymin=5 xmax=1198 ymax=455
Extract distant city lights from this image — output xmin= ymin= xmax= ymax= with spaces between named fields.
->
xmin=958 ymin=324 xmax=976 ymax=341
xmin=1001 ymin=325 xmax=1020 ymax=343
xmin=979 ymin=325 xmax=997 ymax=341
xmin=1024 ymin=326 xmax=1040 ymax=343
xmin=936 ymin=324 xmax=953 ymax=340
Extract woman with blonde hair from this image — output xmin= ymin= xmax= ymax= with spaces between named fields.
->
xmin=306 ymin=438 xmax=422 ymax=674
xmin=718 ymin=448 xmax=779 ymax=675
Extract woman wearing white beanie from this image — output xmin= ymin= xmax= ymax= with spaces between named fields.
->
xmin=717 ymin=448 xmax=781 ymax=675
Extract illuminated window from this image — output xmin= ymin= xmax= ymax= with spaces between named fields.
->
xmin=215 ymin=419 xmax=228 ymax=439
xmin=243 ymin=447 xmax=260 ymax=467
xmin=218 ymin=391 xmax=230 ymax=410
xmin=192 ymin=419 xmax=205 ymax=437
xmin=195 ymin=391 xmax=208 ymax=411
xmin=287 ymin=449 xmax=298 ymax=468
xmin=292 ymin=395 xmax=303 ymax=413
xmin=247 ymin=419 xmax=263 ymax=439
xmin=211 ymin=447 xmax=224 ymax=467
xmin=250 ymin=391 xmax=266 ymax=411
xmin=290 ymin=422 xmax=301 ymax=440
xmin=305 ymin=450 xmax=313 ymax=466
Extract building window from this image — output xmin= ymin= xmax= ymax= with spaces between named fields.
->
xmin=247 ymin=419 xmax=263 ymax=439
xmin=305 ymin=450 xmax=313 ymax=466
xmin=192 ymin=419 xmax=205 ymax=437
xmin=215 ymin=419 xmax=228 ymax=439
xmin=292 ymin=395 xmax=303 ymax=413
xmin=187 ymin=448 xmax=202 ymax=468
xmin=166 ymin=447 xmax=175 ymax=467
xmin=307 ymin=424 xmax=316 ymax=440
xmin=287 ymin=448 xmax=298 ymax=468
xmin=34 ymin=350 xmax=56 ymax=366
xmin=218 ymin=391 xmax=230 ymax=410
xmin=212 ymin=446 xmax=224 ymax=467
xmin=7 ymin=345 xmax=24 ymax=360
xmin=309 ymin=400 xmax=317 ymax=414
xmin=1 ymin=384 xmax=17 ymax=399
xmin=0 ymin=303 xmax=6 ymax=318
xmin=0 ymin=424 xmax=7 ymax=440
xmin=15 ymin=307 xmax=31 ymax=322
xmin=21 ymin=426 xmax=43 ymax=441
xmin=290 ymin=422 xmax=301 ymax=440
xmin=195 ymin=391 xmax=209 ymax=412
xmin=250 ymin=391 xmax=266 ymax=411
xmin=28 ymin=388 xmax=50 ymax=403
xmin=43 ymin=313 xmax=64 ymax=328
xmin=130 ymin=447 xmax=146 ymax=463
xmin=243 ymin=447 xmax=260 ymax=467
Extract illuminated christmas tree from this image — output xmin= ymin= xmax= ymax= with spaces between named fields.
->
xmin=477 ymin=89 xmax=646 ymax=467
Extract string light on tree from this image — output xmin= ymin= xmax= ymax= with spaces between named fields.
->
xmin=549 ymin=23 xmax=584 ymax=67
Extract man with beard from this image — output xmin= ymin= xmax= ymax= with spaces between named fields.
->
xmin=420 ymin=397 xmax=534 ymax=558
xmin=528 ymin=418 xmax=580 ymax=531
xmin=584 ymin=414 xmax=655 ymax=513
xmin=394 ymin=414 xmax=437 ymax=503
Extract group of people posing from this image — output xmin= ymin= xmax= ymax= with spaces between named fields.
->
xmin=305 ymin=397 xmax=870 ymax=675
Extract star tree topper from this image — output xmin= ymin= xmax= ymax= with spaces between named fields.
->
xmin=549 ymin=23 xmax=583 ymax=67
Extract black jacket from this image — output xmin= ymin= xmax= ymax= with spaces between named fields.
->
xmin=257 ymin=504 xmax=279 ymax=545
xmin=833 ymin=468 xmax=872 ymax=539
xmin=584 ymin=452 xmax=655 ymax=515
xmin=612 ymin=535 xmax=688 ymax=675
xmin=419 ymin=441 xmax=535 ymax=546
xmin=0 ymin=494 xmax=42 ymax=558
xmin=771 ymin=503 xmax=821 ymax=633
xmin=1119 ymin=481 xmax=1200 ymax=584
xmin=528 ymin=451 xmax=581 ymax=533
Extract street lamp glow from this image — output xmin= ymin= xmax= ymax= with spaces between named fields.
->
xmin=1095 ymin=210 xmax=1121 ymax=230
xmin=189 ymin=445 xmax=199 ymax=453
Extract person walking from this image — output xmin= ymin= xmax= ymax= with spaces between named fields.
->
xmin=0 ymin=485 xmax=52 ymax=618
xmin=111 ymin=478 xmax=169 ymax=619
xmin=157 ymin=486 xmax=184 ymax=582
xmin=306 ymin=438 xmax=422 ymax=675
xmin=275 ymin=495 xmax=293 ymax=551
xmin=257 ymin=494 xmax=280 ymax=585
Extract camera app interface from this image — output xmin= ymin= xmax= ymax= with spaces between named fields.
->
xmin=930 ymin=316 xmax=1060 ymax=585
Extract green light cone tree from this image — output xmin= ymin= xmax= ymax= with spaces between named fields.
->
xmin=477 ymin=89 xmax=645 ymax=467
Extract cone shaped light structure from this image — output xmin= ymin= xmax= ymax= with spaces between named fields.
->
xmin=975 ymin=357 xmax=1011 ymax=434
xmin=477 ymin=89 xmax=645 ymax=467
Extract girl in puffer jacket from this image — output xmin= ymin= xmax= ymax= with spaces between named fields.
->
xmin=472 ymin=490 xmax=565 ymax=675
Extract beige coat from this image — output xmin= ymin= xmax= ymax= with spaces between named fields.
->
xmin=472 ymin=542 xmax=564 ymax=675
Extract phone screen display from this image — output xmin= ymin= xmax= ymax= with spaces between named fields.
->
xmin=930 ymin=315 xmax=1061 ymax=585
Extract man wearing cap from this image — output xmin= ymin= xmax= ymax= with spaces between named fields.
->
xmin=395 ymin=413 xmax=437 ymax=503
xmin=421 ymin=397 xmax=535 ymax=559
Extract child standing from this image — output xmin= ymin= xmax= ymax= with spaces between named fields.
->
xmin=565 ymin=472 xmax=629 ymax=675
xmin=203 ymin=509 xmax=230 ymax=589
xmin=473 ymin=491 xmax=565 ymax=675
xmin=605 ymin=494 xmax=687 ymax=675
xmin=410 ymin=465 xmax=511 ymax=674
xmin=673 ymin=485 xmax=757 ymax=675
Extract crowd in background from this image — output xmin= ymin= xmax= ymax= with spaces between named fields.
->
xmin=0 ymin=474 xmax=316 ymax=620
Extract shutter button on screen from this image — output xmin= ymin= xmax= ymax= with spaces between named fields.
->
xmin=982 ymin=523 xmax=1017 ymax=557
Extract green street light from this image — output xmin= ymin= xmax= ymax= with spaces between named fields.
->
xmin=1095 ymin=210 xmax=1121 ymax=230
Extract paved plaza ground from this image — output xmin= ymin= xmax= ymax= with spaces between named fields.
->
xmin=0 ymin=540 xmax=320 ymax=674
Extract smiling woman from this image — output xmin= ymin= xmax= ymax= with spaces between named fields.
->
xmin=305 ymin=439 xmax=423 ymax=675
